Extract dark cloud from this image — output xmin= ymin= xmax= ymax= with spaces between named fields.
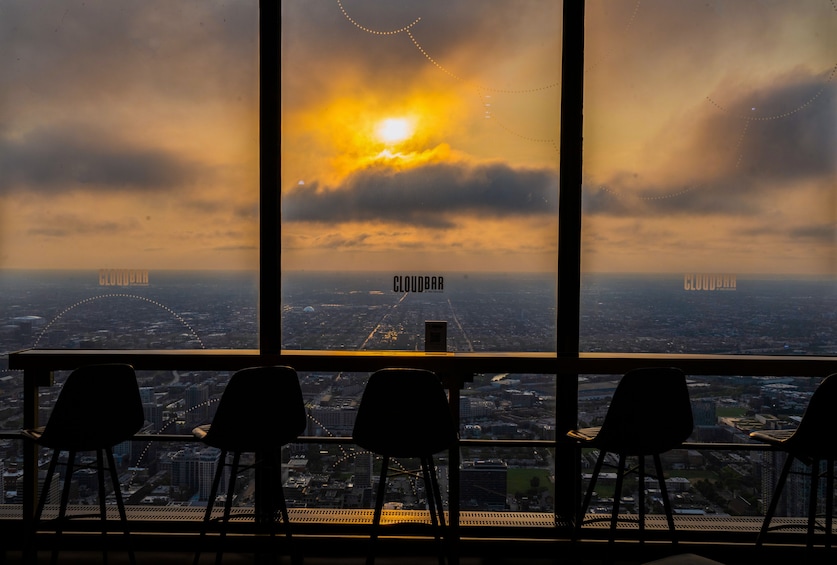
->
xmin=705 ymin=69 xmax=837 ymax=182
xmin=26 ymin=214 xmax=138 ymax=238
xmin=213 ymin=245 xmax=258 ymax=252
xmin=788 ymin=223 xmax=837 ymax=243
xmin=584 ymin=68 xmax=836 ymax=217
xmin=1 ymin=1 xmax=257 ymax=106
xmin=0 ymin=125 xmax=199 ymax=194
xmin=283 ymin=161 xmax=557 ymax=227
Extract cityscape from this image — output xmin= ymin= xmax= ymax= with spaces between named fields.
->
xmin=0 ymin=269 xmax=835 ymax=520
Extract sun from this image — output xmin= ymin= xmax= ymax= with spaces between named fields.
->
xmin=375 ymin=118 xmax=413 ymax=144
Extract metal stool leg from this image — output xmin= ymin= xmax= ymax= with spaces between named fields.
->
xmin=638 ymin=456 xmax=646 ymax=543
xmin=96 ymin=450 xmax=109 ymax=565
xmin=106 ymin=449 xmax=135 ymax=565
xmin=757 ymin=454 xmax=794 ymax=546
xmin=807 ymin=458 xmax=820 ymax=548
xmin=194 ymin=449 xmax=228 ymax=565
xmin=215 ymin=451 xmax=241 ymax=565
xmin=576 ymin=450 xmax=606 ymax=540
xmin=367 ymin=455 xmax=390 ymax=565
xmin=51 ymin=450 xmax=77 ymax=565
xmin=654 ymin=454 xmax=677 ymax=543
xmin=609 ymin=454 xmax=626 ymax=543
xmin=421 ymin=456 xmax=446 ymax=565
xmin=28 ymin=451 xmax=61 ymax=565
xmin=826 ymin=457 xmax=834 ymax=549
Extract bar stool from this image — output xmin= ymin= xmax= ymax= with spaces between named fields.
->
xmin=192 ymin=366 xmax=306 ymax=565
xmin=750 ymin=373 xmax=837 ymax=548
xmin=352 ymin=368 xmax=457 ymax=565
xmin=23 ymin=363 xmax=143 ymax=565
xmin=568 ymin=367 xmax=693 ymax=543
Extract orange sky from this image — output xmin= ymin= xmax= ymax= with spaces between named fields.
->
xmin=0 ymin=1 xmax=834 ymax=275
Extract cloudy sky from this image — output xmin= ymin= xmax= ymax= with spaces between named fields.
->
xmin=1 ymin=1 xmax=834 ymax=275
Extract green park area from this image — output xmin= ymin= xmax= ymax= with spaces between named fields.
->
xmin=507 ymin=468 xmax=553 ymax=498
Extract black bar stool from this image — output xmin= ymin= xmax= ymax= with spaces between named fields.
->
xmin=568 ymin=367 xmax=693 ymax=544
xmin=751 ymin=373 xmax=837 ymax=548
xmin=192 ymin=366 xmax=306 ymax=565
xmin=23 ymin=363 xmax=143 ymax=565
xmin=352 ymin=368 xmax=457 ymax=565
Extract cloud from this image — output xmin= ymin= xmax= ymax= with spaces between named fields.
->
xmin=283 ymin=160 xmax=558 ymax=227
xmin=1 ymin=2 xmax=257 ymax=108
xmin=584 ymin=67 xmax=836 ymax=217
xmin=788 ymin=223 xmax=837 ymax=244
xmin=26 ymin=214 xmax=140 ymax=238
xmin=0 ymin=125 xmax=200 ymax=194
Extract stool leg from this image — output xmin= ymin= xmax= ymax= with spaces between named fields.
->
xmin=609 ymin=454 xmax=626 ymax=543
xmin=96 ymin=450 xmax=109 ymax=564
xmin=28 ymin=450 xmax=60 ymax=564
xmin=654 ymin=454 xmax=677 ymax=543
xmin=367 ymin=455 xmax=389 ymax=565
xmin=807 ymin=458 xmax=820 ymax=548
xmin=52 ymin=450 xmax=77 ymax=565
xmin=826 ymin=457 xmax=834 ymax=549
xmin=576 ymin=449 xmax=606 ymax=540
xmin=638 ymin=456 xmax=646 ymax=543
xmin=428 ymin=455 xmax=447 ymax=530
xmin=268 ymin=450 xmax=295 ymax=551
xmin=421 ymin=457 xmax=444 ymax=565
xmin=758 ymin=453 xmax=794 ymax=546
xmin=194 ymin=449 xmax=228 ymax=565
xmin=216 ymin=451 xmax=241 ymax=565
xmin=106 ymin=448 xmax=135 ymax=565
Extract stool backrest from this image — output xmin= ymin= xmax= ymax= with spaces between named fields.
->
xmin=202 ymin=365 xmax=306 ymax=452
xmin=353 ymin=368 xmax=455 ymax=458
xmin=594 ymin=367 xmax=693 ymax=455
xmin=788 ymin=373 xmax=837 ymax=459
xmin=39 ymin=363 xmax=143 ymax=451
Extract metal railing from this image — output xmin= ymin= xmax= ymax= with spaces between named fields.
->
xmin=10 ymin=349 xmax=836 ymax=532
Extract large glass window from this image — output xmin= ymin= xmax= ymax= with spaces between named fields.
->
xmin=0 ymin=0 xmax=259 ymax=356
xmin=280 ymin=0 xmax=562 ymax=353
xmin=581 ymin=0 xmax=836 ymax=356
xmin=0 ymin=0 xmax=259 ymax=469
xmin=578 ymin=0 xmax=836 ymax=524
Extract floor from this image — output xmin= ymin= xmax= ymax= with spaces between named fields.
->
xmin=5 ymin=549 xmax=835 ymax=565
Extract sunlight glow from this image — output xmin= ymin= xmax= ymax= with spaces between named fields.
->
xmin=376 ymin=118 xmax=413 ymax=144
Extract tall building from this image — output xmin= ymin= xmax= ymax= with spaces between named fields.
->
xmin=170 ymin=446 xmax=224 ymax=503
xmin=460 ymin=459 xmax=507 ymax=511
xmin=354 ymin=451 xmax=373 ymax=490
xmin=185 ymin=382 xmax=210 ymax=428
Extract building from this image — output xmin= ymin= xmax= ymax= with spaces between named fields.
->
xmin=461 ymin=459 xmax=508 ymax=511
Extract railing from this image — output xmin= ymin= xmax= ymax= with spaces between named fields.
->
xmin=8 ymin=348 xmax=837 ymax=549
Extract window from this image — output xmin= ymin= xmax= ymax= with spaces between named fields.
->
xmin=0 ymin=2 xmax=259 ymax=355
xmin=580 ymin=0 xmax=837 ymax=355
xmin=2 ymin=0 xmax=835 ymax=525
xmin=280 ymin=0 xmax=562 ymax=353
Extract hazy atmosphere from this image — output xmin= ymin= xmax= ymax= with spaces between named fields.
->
xmin=1 ymin=1 xmax=834 ymax=275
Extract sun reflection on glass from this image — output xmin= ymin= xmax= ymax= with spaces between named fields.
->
xmin=376 ymin=118 xmax=414 ymax=144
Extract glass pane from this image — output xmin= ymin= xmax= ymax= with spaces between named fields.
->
xmin=0 ymin=0 xmax=259 ymax=355
xmin=0 ymin=0 xmax=259 ymax=514
xmin=581 ymin=0 xmax=837 ymax=354
xmin=281 ymin=0 xmax=562 ymax=352
xmin=461 ymin=372 xmax=556 ymax=513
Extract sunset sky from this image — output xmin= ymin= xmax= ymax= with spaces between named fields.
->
xmin=1 ymin=1 xmax=834 ymax=275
